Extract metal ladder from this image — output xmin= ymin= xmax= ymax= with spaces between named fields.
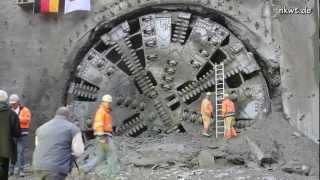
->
xmin=215 ymin=63 xmax=225 ymax=138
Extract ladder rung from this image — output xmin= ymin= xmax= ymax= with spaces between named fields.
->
xmin=215 ymin=64 xmax=224 ymax=138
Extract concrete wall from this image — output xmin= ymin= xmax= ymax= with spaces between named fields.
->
xmin=0 ymin=0 xmax=318 ymax=149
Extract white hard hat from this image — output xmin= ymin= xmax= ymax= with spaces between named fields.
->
xmin=206 ymin=92 xmax=212 ymax=96
xmin=102 ymin=94 xmax=112 ymax=102
xmin=224 ymin=93 xmax=230 ymax=98
xmin=9 ymin=94 xmax=20 ymax=104
xmin=0 ymin=90 xmax=8 ymax=102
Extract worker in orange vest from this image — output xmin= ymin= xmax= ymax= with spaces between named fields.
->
xmin=93 ymin=94 xmax=113 ymax=136
xmin=201 ymin=92 xmax=213 ymax=137
xmin=222 ymin=93 xmax=237 ymax=139
xmin=82 ymin=94 xmax=113 ymax=173
xmin=8 ymin=94 xmax=31 ymax=177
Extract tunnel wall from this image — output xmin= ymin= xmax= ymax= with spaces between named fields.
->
xmin=0 ymin=0 xmax=318 ymax=144
xmin=274 ymin=0 xmax=319 ymax=143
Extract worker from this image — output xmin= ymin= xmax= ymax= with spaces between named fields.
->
xmin=200 ymin=92 xmax=213 ymax=137
xmin=222 ymin=93 xmax=237 ymax=139
xmin=8 ymin=94 xmax=31 ymax=177
xmin=33 ymin=107 xmax=84 ymax=180
xmin=81 ymin=94 xmax=113 ymax=173
xmin=0 ymin=90 xmax=20 ymax=180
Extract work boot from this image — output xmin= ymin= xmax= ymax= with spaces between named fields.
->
xmin=202 ymin=132 xmax=210 ymax=137
xmin=19 ymin=171 xmax=25 ymax=177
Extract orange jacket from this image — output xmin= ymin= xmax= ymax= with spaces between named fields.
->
xmin=19 ymin=106 xmax=32 ymax=129
xmin=93 ymin=104 xmax=112 ymax=135
xmin=201 ymin=98 xmax=213 ymax=116
xmin=222 ymin=99 xmax=235 ymax=117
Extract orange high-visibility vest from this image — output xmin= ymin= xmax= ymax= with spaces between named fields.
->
xmin=93 ymin=105 xmax=112 ymax=135
xmin=19 ymin=106 xmax=32 ymax=129
xmin=201 ymin=98 xmax=213 ymax=116
xmin=222 ymin=99 xmax=235 ymax=117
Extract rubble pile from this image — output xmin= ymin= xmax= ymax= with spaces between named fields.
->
xmin=9 ymin=95 xmax=319 ymax=180
xmin=68 ymin=95 xmax=318 ymax=180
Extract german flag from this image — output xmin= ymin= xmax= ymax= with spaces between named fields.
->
xmin=34 ymin=0 xmax=60 ymax=13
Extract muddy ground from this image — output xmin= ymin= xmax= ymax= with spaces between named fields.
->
xmin=9 ymin=94 xmax=319 ymax=180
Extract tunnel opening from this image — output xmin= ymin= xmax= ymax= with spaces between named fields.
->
xmin=64 ymin=3 xmax=271 ymax=138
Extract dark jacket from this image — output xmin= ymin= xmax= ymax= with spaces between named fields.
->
xmin=33 ymin=115 xmax=80 ymax=175
xmin=0 ymin=101 xmax=20 ymax=158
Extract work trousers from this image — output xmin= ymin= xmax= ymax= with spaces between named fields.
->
xmin=10 ymin=135 xmax=28 ymax=174
xmin=224 ymin=116 xmax=237 ymax=138
xmin=201 ymin=115 xmax=212 ymax=130
xmin=34 ymin=170 xmax=67 ymax=180
xmin=81 ymin=137 xmax=109 ymax=173
xmin=0 ymin=157 xmax=9 ymax=180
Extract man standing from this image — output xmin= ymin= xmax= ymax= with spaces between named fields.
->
xmin=8 ymin=94 xmax=32 ymax=177
xmin=200 ymin=92 xmax=213 ymax=137
xmin=0 ymin=90 xmax=20 ymax=180
xmin=222 ymin=93 xmax=237 ymax=139
xmin=82 ymin=94 xmax=113 ymax=173
xmin=33 ymin=107 xmax=84 ymax=180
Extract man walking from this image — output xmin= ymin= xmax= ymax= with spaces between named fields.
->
xmin=82 ymin=94 xmax=113 ymax=173
xmin=222 ymin=93 xmax=237 ymax=139
xmin=200 ymin=92 xmax=213 ymax=137
xmin=33 ymin=107 xmax=84 ymax=180
xmin=8 ymin=94 xmax=31 ymax=177
xmin=0 ymin=90 xmax=20 ymax=180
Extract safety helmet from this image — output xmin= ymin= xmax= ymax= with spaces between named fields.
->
xmin=206 ymin=92 xmax=212 ymax=96
xmin=9 ymin=94 xmax=20 ymax=104
xmin=224 ymin=93 xmax=230 ymax=98
xmin=0 ymin=90 xmax=8 ymax=102
xmin=102 ymin=94 xmax=112 ymax=102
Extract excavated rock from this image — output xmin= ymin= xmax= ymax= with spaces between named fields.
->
xmin=281 ymin=160 xmax=311 ymax=176
xmin=246 ymin=136 xmax=278 ymax=167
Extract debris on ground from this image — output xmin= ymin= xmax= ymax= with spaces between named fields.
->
xmin=9 ymin=96 xmax=319 ymax=180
